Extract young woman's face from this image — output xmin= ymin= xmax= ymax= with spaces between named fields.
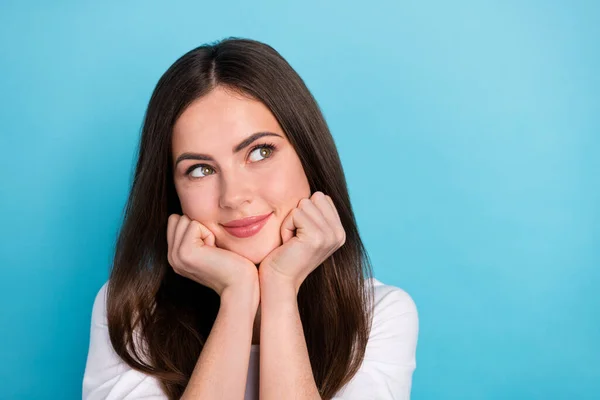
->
xmin=171 ymin=86 xmax=311 ymax=264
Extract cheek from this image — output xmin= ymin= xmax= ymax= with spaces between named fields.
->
xmin=262 ymin=156 xmax=311 ymax=209
xmin=177 ymin=186 xmax=218 ymax=222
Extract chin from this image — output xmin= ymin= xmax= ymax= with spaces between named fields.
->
xmin=218 ymin=233 xmax=282 ymax=266
xmin=223 ymin=244 xmax=269 ymax=265
xmin=246 ymin=250 xmax=269 ymax=265
xmin=213 ymin=216 xmax=283 ymax=264
xmin=243 ymin=234 xmax=282 ymax=264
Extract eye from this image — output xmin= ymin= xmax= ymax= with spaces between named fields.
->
xmin=248 ymin=143 xmax=275 ymax=162
xmin=187 ymin=164 xmax=215 ymax=178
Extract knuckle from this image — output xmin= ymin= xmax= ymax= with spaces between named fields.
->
xmin=169 ymin=252 xmax=181 ymax=270
xmin=168 ymin=255 xmax=181 ymax=273
xmin=299 ymin=198 xmax=312 ymax=207
xmin=172 ymin=266 xmax=186 ymax=277
xmin=290 ymin=208 xmax=302 ymax=220
xmin=338 ymin=229 xmax=346 ymax=243
xmin=177 ymin=243 xmax=195 ymax=265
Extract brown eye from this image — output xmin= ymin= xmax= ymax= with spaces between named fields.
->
xmin=189 ymin=165 xmax=215 ymax=178
xmin=248 ymin=145 xmax=274 ymax=162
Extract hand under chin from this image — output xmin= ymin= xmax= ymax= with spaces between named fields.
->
xmin=218 ymin=238 xmax=283 ymax=266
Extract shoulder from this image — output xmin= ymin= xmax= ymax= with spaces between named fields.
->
xmin=369 ymin=277 xmax=418 ymax=319
xmin=365 ymin=277 xmax=419 ymax=362
xmin=90 ymin=281 xmax=109 ymax=325
xmin=331 ymin=278 xmax=418 ymax=398
xmin=83 ymin=281 xmax=166 ymax=398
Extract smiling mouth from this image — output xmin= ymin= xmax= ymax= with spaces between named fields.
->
xmin=221 ymin=212 xmax=273 ymax=238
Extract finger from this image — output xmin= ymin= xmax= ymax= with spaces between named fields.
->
xmin=288 ymin=203 xmax=323 ymax=243
xmin=178 ymin=221 xmax=206 ymax=267
xmin=324 ymin=195 xmax=342 ymax=225
xmin=187 ymin=220 xmax=215 ymax=247
xmin=167 ymin=214 xmax=179 ymax=248
xmin=280 ymin=206 xmax=321 ymax=243
xmin=280 ymin=208 xmax=297 ymax=244
xmin=173 ymin=215 xmax=191 ymax=259
xmin=317 ymin=194 xmax=345 ymax=245
xmin=167 ymin=214 xmax=180 ymax=265
xmin=300 ymin=197 xmax=325 ymax=223
xmin=308 ymin=192 xmax=338 ymax=231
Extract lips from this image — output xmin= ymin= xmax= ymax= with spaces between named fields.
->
xmin=221 ymin=212 xmax=272 ymax=238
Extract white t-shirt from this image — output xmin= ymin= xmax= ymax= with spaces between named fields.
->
xmin=83 ymin=278 xmax=418 ymax=399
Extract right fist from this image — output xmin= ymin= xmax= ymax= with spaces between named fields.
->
xmin=166 ymin=214 xmax=258 ymax=297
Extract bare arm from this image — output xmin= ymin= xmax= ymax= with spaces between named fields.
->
xmin=182 ymin=283 xmax=259 ymax=400
xmin=259 ymin=272 xmax=321 ymax=400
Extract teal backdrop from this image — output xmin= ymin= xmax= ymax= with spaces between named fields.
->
xmin=1 ymin=1 xmax=598 ymax=399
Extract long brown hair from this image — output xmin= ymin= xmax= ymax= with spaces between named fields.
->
xmin=106 ymin=37 xmax=374 ymax=399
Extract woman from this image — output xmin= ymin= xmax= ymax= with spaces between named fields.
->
xmin=83 ymin=37 xmax=418 ymax=400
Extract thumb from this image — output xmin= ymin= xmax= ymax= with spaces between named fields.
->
xmin=280 ymin=209 xmax=296 ymax=244
xmin=193 ymin=221 xmax=215 ymax=247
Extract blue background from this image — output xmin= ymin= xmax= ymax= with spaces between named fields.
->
xmin=1 ymin=1 xmax=598 ymax=399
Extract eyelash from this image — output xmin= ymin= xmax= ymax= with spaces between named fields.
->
xmin=185 ymin=142 xmax=277 ymax=178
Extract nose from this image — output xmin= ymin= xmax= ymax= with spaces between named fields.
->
xmin=218 ymin=169 xmax=253 ymax=210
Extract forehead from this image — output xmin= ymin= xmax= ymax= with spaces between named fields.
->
xmin=172 ymin=86 xmax=283 ymax=153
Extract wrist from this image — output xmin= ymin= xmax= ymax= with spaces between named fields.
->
xmin=221 ymin=279 xmax=260 ymax=313
xmin=259 ymin=268 xmax=299 ymax=301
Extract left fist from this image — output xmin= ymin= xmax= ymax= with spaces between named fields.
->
xmin=259 ymin=191 xmax=346 ymax=292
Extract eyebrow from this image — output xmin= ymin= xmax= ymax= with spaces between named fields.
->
xmin=174 ymin=131 xmax=283 ymax=166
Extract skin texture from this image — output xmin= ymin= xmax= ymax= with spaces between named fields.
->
xmin=170 ymin=86 xmax=346 ymax=399
xmin=171 ymin=86 xmax=311 ymax=266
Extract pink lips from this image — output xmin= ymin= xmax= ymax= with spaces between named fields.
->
xmin=221 ymin=212 xmax=272 ymax=238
